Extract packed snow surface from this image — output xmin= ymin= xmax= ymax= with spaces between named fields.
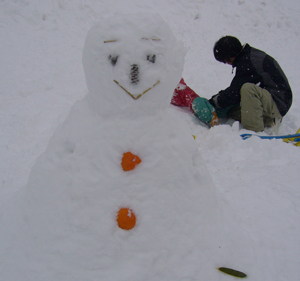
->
xmin=1 ymin=1 xmax=300 ymax=280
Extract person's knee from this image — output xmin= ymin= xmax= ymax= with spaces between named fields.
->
xmin=240 ymin=83 xmax=256 ymax=98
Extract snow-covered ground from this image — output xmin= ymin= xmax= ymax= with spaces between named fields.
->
xmin=1 ymin=0 xmax=300 ymax=280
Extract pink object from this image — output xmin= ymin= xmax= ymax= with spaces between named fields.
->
xmin=171 ymin=78 xmax=199 ymax=110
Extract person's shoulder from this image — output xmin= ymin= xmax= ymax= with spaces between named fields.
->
xmin=247 ymin=44 xmax=267 ymax=56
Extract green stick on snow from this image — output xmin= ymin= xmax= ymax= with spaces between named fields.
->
xmin=218 ymin=267 xmax=247 ymax=278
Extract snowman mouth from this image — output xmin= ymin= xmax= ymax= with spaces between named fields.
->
xmin=113 ymin=80 xmax=160 ymax=100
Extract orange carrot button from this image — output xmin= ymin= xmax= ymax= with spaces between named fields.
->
xmin=121 ymin=152 xmax=141 ymax=171
xmin=117 ymin=208 xmax=136 ymax=230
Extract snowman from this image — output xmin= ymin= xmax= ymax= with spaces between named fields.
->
xmin=0 ymin=14 xmax=238 ymax=281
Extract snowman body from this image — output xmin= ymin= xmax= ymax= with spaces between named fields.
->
xmin=0 ymin=14 xmax=226 ymax=280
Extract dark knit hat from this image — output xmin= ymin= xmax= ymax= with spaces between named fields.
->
xmin=213 ymin=36 xmax=242 ymax=63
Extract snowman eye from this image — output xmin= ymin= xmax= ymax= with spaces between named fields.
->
xmin=108 ymin=55 xmax=118 ymax=66
xmin=147 ymin=54 xmax=156 ymax=63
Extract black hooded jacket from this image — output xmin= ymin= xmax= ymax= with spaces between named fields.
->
xmin=209 ymin=44 xmax=292 ymax=117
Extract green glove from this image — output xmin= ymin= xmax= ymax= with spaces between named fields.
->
xmin=192 ymin=97 xmax=216 ymax=124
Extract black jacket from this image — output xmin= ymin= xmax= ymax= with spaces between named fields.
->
xmin=209 ymin=44 xmax=292 ymax=117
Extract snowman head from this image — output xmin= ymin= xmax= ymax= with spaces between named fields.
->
xmin=82 ymin=14 xmax=185 ymax=117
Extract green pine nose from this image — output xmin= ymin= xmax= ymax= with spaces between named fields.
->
xmin=130 ymin=64 xmax=139 ymax=85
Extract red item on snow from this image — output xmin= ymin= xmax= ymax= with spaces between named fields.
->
xmin=171 ymin=78 xmax=199 ymax=111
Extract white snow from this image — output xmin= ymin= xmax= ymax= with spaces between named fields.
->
xmin=1 ymin=1 xmax=300 ymax=280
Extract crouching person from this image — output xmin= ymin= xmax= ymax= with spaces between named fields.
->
xmin=171 ymin=36 xmax=292 ymax=133
xmin=209 ymin=36 xmax=292 ymax=132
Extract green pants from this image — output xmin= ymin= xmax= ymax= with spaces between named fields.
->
xmin=227 ymin=83 xmax=282 ymax=132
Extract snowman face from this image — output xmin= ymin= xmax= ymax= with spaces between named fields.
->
xmin=104 ymin=37 xmax=164 ymax=100
xmin=82 ymin=14 xmax=185 ymax=116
